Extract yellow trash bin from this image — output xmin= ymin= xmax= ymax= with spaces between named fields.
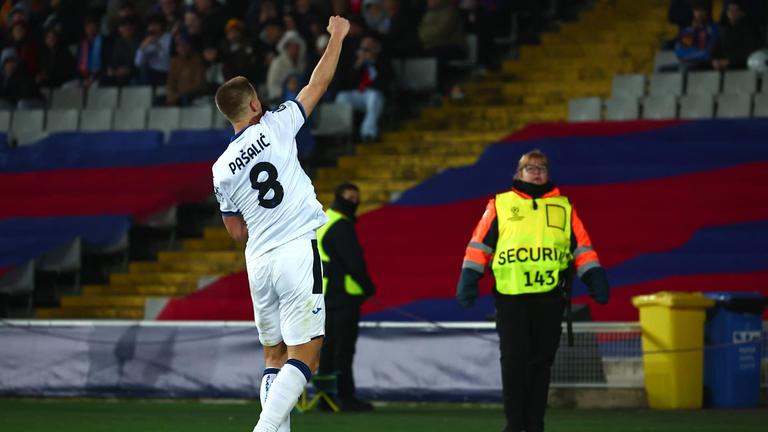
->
xmin=632 ymin=291 xmax=714 ymax=409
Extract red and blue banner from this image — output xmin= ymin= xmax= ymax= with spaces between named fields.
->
xmin=161 ymin=119 xmax=768 ymax=321
xmin=0 ymin=130 xmax=228 ymax=277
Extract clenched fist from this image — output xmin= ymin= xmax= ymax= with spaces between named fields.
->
xmin=327 ymin=15 xmax=350 ymax=39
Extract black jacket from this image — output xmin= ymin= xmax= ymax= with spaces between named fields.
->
xmin=321 ymin=217 xmax=376 ymax=308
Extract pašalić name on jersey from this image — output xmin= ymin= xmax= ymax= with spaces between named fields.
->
xmin=497 ymin=247 xmax=564 ymax=265
xmin=228 ymin=133 xmax=271 ymax=174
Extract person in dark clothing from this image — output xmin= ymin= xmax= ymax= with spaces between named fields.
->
xmin=712 ymin=0 xmax=762 ymax=70
xmin=36 ymin=28 xmax=77 ymax=89
xmin=380 ymin=0 xmax=421 ymax=58
xmin=0 ymin=47 xmax=42 ymax=108
xmin=334 ymin=36 xmax=392 ymax=142
xmin=675 ymin=1 xmax=719 ymax=70
xmin=103 ymin=16 xmax=140 ymax=86
xmin=220 ymin=18 xmax=259 ymax=81
xmin=456 ymin=150 xmax=610 ymax=432
xmin=317 ymin=182 xmax=376 ymax=412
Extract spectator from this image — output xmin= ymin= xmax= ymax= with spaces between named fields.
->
xmin=156 ymin=0 xmax=183 ymax=34
xmin=135 ymin=13 xmax=172 ymax=86
xmin=290 ymin=0 xmax=320 ymax=44
xmin=675 ymin=2 xmax=719 ymax=70
xmin=76 ymin=15 xmax=106 ymax=87
xmin=418 ymin=0 xmax=465 ymax=57
xmin=8 ymin=20 xmax=39 ymax=77
xmin=381 ymin=0 xmax=420 ymax=58
xmin=330 ymin=0 xmax=350 ymax=16
xmin=335 ymin=36 xmax=392 ymax=142
xmin=418 ymin=0 xmax=466 ymax=96
xmin=249 ymin=0 xmax=280 ymax=37
xmin=103 ymin=16 xmax=140 ymax=86
xmin=362 ymin=0 xmax=389 ymax=35
xmin=0 ymin=47 xmax=42 ymax=108
xmin=254 ymin=17 xmax=285 ymax=87
xmin=220 ymin=18 xmax=258 ymax=81
xmin=184 ymin=9 xmax=211 ymax=53
xmin=668 ymin=0 xmax=710 ymax=31
xmin=720 ymin=0 xmax=766 ymax=35
xmin=37 ymin=28 xmax=77 ymax=89
xmin=712 ymin=0 xmax=762 ymax=70
xmin=193 ymin=0 xmax=227 ymax=45
xmin=165 ymin=32 xmax=206 ymax=106
xmin=202 ymin=44 xmax=224 ymax=94
xmin=266 ymin=29 xmax=306 ymax=104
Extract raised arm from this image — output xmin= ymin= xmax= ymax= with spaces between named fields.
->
xmin=296 ymin=16 xmax=349 ymax=117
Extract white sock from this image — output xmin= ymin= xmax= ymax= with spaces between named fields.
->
xmin=254 ymin=359 xmax=310 ymax=432
xmin=258 ymin=369 xmax=290 ymax=432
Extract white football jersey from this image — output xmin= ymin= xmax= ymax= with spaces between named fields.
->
xmin=212 ymin=99 xmax=328 ymax=259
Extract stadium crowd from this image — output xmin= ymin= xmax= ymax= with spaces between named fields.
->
xmin=670 ymin=0 xmax=768 ymax=71
xmin=0 ymin=0 xmax=514 ymax=120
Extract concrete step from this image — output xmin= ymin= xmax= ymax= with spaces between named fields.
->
xmin=128 ymin=260 xmax=243 ymax=273
xmin=60 ymin=295 xmax=149 ymax=308
xmin=157 ymin=250 xmax=242 ymax=263
xmin=182 ymin=238 xmax=244 ymax=251
xmin=36 ymin=307 xmax=145 ymax=319
xmin=82 ymin=284 xmax=197 ymax=296
xmin=110 ymin=272 xmax=216 ymax=286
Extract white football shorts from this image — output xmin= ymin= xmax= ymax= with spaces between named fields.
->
xmin=246 ymin=234 xmax=325 ymax=347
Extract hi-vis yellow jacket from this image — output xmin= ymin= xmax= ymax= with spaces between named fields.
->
xmin=461 ymin=187 xmax=601 ymax=295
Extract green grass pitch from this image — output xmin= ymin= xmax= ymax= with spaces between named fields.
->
xmin=1 ymin=399 xmax=766 ymax=432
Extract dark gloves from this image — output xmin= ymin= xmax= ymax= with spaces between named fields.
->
xmin=581 ymin=267 xmax=610 ymax=304
xmin=457 ymin=268 xmax=482 ymax=308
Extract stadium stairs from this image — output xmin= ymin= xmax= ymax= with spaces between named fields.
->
xmin=35 ymin=0 xmax=675 ymax=319
xmin=312 ymin=0 xmax=676 ymax=211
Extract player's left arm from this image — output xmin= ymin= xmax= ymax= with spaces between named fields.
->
xmin=222 ymin=214 xmax=248 ymax=242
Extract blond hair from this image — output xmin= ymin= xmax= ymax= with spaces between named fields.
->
xmin=215 ymin=76 xmax=257 ymax=123
xmin=514 ymin=149 xmax=549 ymax=179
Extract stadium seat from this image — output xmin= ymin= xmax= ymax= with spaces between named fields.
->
xmin=604 ymin=97 xmax=639 ymax=120
xmin=79 ymin=108 xmax=113 ymax=131
xmin=449 ymin=34 xmax=478 ymax=69
xmin=649 ymin=73 xmax=683 ymax=97
xmin=50 ymin=87 xmax=84 ymax=109
xmin=641 ymin=95 xmax=677 ymax=119
xmin=567 ymin=97 xmax=601 ymax=122
xmin=611 ymin=74 xmax=645 ymax=98
xmin=179 ymin=106 xmax=213 ymax=130
xmin=679 ymin=94 xmax=714 ymax=119
xmin=752 ymin=94 xmax=768 ymax=117
xmin=112 ymin=108 xmax=147 ymax=131
xmin=11 ymin=109 xmax=46 ymax=146
xmin=653 ymin=50 xmax=679 ymax=72
xmin=36 ymin=238 xmax=82 ymax=294
xmin=722 ymin=70 xmax=757 ymax=95
xmin=312 ymin=103 xmax=354 ymax=137
xmin=0 ymin=110 xmax=11 ymax=132
xmin=716 ymin=93 xmax=751 ymax=118
xmin=16 ymin=98 xmax=46 ymax=110
xmin=148 ymin=107 xmax=181 ymax=138
xmin=119 ymin=86 xmax=153 ymax=109
xmin=86 ymin=87 xmax=119 ymax=109
xmin=45 ymin=109 xmax=79 ymax=133
xmin=401 ymin=58 xmax=438 ymax=92
xmin=686 ymin=71 xmax=721 ymax=96
xmin=0 ymin=260 xmax=35 ymax=316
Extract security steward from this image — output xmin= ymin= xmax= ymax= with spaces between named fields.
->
xmin=456 ymin=149 xmax=610 ymax=432
xmin=317 ymin=182 xmax=376 ymax=411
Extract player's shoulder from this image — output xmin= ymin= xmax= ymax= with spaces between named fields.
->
xmin=262 ymin=100 xmax=306 ymax=122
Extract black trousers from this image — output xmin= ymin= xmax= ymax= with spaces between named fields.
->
xmin=495 ymin=290 xmax=565 ymax=432
xmin=318 ymin=305 xmax=361 ymax=399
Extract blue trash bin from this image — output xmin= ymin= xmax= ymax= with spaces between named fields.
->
xmin=703 ymin=292 xmax=766 ymax=408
